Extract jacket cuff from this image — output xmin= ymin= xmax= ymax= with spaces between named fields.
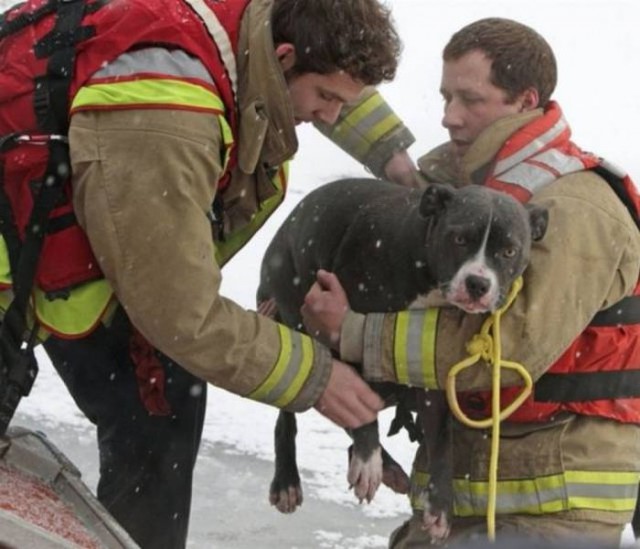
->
xmin=339 ymin=310 xmax=366 ymax=363
xmin=283 ymin=340 xmax=333 ymax=412
xmin=315 ymin=89 xmax=415 ymax=178
xmin=361 ymin=313 xmax=389 ymax=382
xmin=363 ymin=125 xmax=415 ymax=179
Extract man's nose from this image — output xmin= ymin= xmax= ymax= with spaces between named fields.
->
xmin=442 ymin=99 xmax=464 ymax=129
xmin=316 ymin=102 xmax=342 ymax=125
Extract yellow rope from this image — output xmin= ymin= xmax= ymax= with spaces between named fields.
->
xmin=445 ymin=276 xmax=533 ymax=540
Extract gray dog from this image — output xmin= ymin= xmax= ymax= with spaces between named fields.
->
xmin=258 ymin=178 xmax=548 ymax=539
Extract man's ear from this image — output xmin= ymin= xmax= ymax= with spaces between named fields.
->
xmin=519 ymin=87 xmax=540 ymax=112
xmin=275 ymin=43 xmax=296 ymax=72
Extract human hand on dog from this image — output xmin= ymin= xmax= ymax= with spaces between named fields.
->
xmin=314 ymin=359 xmax=383 ymax=428
xmin=384 ymin=149 xmax=421 ymax=188
xmin=256 ymin=297 xmax=278 ymax=319
xmin=301 ymin=269 xmax=350 ymax=350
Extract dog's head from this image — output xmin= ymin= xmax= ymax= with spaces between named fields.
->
xmin=419 ymin=183 xmax=548 ymax=313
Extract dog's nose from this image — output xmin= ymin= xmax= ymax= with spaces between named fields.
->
xmin=465 ymin=275 xmax=491 ymax=299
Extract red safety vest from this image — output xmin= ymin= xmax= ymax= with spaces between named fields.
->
xmin=459 ymin=102 xmax=640 ymax=424
xmin=0 ymin=0 xmax=248 ymax=295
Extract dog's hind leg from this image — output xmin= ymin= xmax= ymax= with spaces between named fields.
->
xmin=347 ymin=421 xmax=383 ymax=503
xmin=381 ymin=445 xmax=410 ymax=494
xmin=418 ymin=391 xmax=452 ymax=543
xmin=269 ymin=410 xmax=304 ymax=513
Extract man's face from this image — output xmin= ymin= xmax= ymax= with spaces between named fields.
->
xmin=275 ymin=43 xmax=365 ymax=126
xmin=440 ymin=49 xmax=532 ymax=159
xmin=286 ymin=70 xmax=365 ymax=126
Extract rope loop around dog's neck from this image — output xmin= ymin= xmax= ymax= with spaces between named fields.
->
xmin=445 ymin=275 xmax=532 ymax=541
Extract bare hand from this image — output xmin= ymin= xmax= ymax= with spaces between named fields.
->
xmin=314 ymin=359 xmax=383 ymax=428
xmin=257 ymin=297 xmax=278 ymax=319
xmin=383 ymin=149 xmax=421 ymax=188
xmin=301 ymin=269 xmax=350 ymax=349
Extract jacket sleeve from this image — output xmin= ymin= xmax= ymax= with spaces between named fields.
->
xmin=314 ymin=87 xmax=415 ymax=178
xmin=342 ymin=171 xmax=640 ymax=390
xmin=69 ymin=107 xmax=332 ymax=412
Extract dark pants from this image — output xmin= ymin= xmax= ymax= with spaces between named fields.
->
xmin=43 ymin=309 xmax=207 ymax=549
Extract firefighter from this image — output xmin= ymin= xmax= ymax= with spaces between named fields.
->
xmin=0 ymin=0 xmax=416 ymax=546
xmin=301 ymin=17 xmax=640 ymax=546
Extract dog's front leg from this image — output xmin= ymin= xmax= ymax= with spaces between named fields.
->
xmin=347 ymin=420 xmax=383 ymax=503
xmin=269 ymin=410 xmax=304 ymax=513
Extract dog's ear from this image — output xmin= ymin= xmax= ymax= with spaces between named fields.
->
xmin=525 ymin=203 xmax=549 ymax=241
xmin=419 ymin=183 xmax=456 ymax=218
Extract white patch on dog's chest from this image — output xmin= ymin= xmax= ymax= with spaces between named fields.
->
xmin=408 ymin=291 xmax=450 ymax=309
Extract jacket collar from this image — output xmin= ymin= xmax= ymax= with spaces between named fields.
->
xmin=418 ymin=109 xmax=543 ymax=186
xmin=235 ymin=0 xmax=298 ymax=174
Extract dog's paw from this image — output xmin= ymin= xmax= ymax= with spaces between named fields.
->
xmin=269 ymin=484 xmax=303 ymax=514
xmin=421 ymin=509 xmax=450 ymax=545
xmin=347 ymin=447 xmax=383 ymax=503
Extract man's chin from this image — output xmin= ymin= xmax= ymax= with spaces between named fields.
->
xmin=451 ymin=141 xmax=470 ymax=158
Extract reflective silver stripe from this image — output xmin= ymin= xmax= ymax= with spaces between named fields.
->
xmin=453 ymin=472 xmax=640 ymax=516
xmin=254 ymin=329 xmax=309 ymax=406
xmin=405 ymin=311 xmax=430 ymax=386
xmin=600 ymin=157 xmax=628 ymax=179
xmin=394 ymin=310 xmax=438 ymax=388
xmin=183 ymin=0 xmax=238 ymax=96
xmin=92 ymin=47 xmax=214 ymax=84
xmin=498 ymin=149 xmax=585 ymax=193
xmin=332 ymin=97 xmax=400 ymax=154
xmin=259 ymin=330 xmax=304 ymax=405
xmin=535 ymin=147 xmax=586 ymax=175
xmin=493 ymin=115 xmax=568 ymax=175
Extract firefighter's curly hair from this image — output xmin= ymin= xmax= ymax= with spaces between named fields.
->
xmin=271 ymin=0 xmax=401 ymax=85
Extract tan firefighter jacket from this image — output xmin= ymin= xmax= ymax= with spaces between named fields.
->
xmin=340 ymin=109 xmax=640 ymax=523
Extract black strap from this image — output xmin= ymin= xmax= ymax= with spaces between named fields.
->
xmin=591 ymin=164 xmax=640 ymax=231
xmin=0 ymin=140 xmax=70 ymax=434
xmin=0 ymin=1 xmax=56 ymax=40
xmin=590 ymin=295 xmax=640 ymax=327
xmin=0 ymin=0 xmax=90 ymax=435
xmin=33 ymin=0 xmax=90 ymax=133
xmin=535 ymin=370 xmax=640 ymax=402
xmin=0 ymin=0 xmax=105 ymax=40
xmin=532 ymin=168 xmax=640 ymax=404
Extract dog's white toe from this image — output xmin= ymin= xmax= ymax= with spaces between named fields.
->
xmin=347 ymin=447 xmax=383 ymax=502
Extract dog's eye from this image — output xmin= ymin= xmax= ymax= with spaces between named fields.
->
xmin=503 ymin=247 xmax=517 ymax=258
xmin=454 ymin=235 xmax=466 ymax=246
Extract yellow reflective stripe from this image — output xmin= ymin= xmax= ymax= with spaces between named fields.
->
xmin=393 ymin=312 xmax=410 ymax=384
xmin=217 ymin=112 xmax=234 ymax=174
xmin=393 ymin=309 xmax=439 ymax=388
xmin=214 ymin=162 xmax=289 ymax=266
xmin=340 ymin=91 xmax=384 ymax=128
xmin=409 ymin=470 xmax=431 ymax=510
xmin=248 ymin=324 xmax=314 ymax=407
xmin=71 ymin=78 xmax=225 ymax=113
xmin=452 ymin=470 xmax=640 ymax=517
xmin=0 ymin=236 xmax=10 ymax=284
xmin=332 ymin=92 xmax=403 ymax=158
xmin=0 ymin=240 xmax=113 ymax=336
xmin=34 ymin=279 xmax=114 ymax=337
